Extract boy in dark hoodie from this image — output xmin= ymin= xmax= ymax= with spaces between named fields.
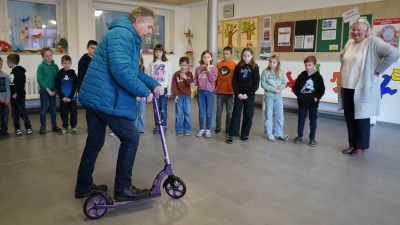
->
xmin=77 ymin=40 xmax=98 ymax=93
xmin=55 ymin=55 xmax=78 ymax=135
xmin=7 ymin=54 xmax=32 ymax=136
xmin=293 ymin=55 xmax=325 ymax=147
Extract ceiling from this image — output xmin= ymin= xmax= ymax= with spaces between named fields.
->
xmin=130 ymin=0 xmax=205 ymax=6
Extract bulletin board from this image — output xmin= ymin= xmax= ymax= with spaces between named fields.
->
xmin=342 ymin=14 xmax=372 ymax=48
xmin=274 ymin=21 xmax=294 ymax=52
xmin=316 ymin=17 xmax=343 ymax=52
xmin=294 ymin=20 xmax=317 ymax=52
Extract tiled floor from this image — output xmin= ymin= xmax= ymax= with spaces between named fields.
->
xmin=1 ymin=100 xmax=400 ymax=225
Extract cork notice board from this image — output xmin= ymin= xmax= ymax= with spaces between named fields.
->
xmin=274 ymin=21 xmax=294 ymax=52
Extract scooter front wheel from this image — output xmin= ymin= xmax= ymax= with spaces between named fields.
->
xmin=83 ymin=194 xmax=109 ymax=219
xmin=164 ymin=176 xmax=186 ymax=199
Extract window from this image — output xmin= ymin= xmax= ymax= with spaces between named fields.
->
xmin=95 ymin=9 xmax=165 ymax=51
xmin=7 ymin=0 xmax=57 ymax=49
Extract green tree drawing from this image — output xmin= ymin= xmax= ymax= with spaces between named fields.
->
xmin=224 ymin=23 xmax=237 ymax=48
xmin=242 ymin=20 xmax=256 ymax=47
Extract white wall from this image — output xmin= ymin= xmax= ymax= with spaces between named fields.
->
xmin=188 ymin=0 xmax=400 ymax=124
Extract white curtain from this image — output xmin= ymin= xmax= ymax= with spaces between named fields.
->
xmin=8 ymin=0 xmax=56 ymax=49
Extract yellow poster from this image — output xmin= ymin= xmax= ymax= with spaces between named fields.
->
xmin=223 ymin=21 xmax=239 ymax=48
xmin=240 ymin=18 xmax=258 ymax=48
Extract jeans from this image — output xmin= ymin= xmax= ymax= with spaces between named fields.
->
xmin=40 ymin=90 xmax=57 ymax=129
xmin=229 ymin=94 xmax=255 ymax=137
xmin=216 ymin=93 xmax=233 ymax=129
xmin=197 ymin=89 xmax=214 ymax=130
xmin=135 ymin=100 xmax=146 ymax=131
xmin=0 ymin=103 xmax=8 ymax=133
xmin=153 ymin=87 xmax=168 ymax=127
xmin=175 ymin=95 xmax=192 ymax=132
xmin=297 ymin=106 xmax=318 ymax=140
xmin=10 ymin=96 xmax=32 ymax=131
xmin=264 ymin=98 xmax=284 ymax=136
xmin=76 ymin=108 xmax=140 ymax=192
xmin=343 ymin=88 xmax=370 ymax=149
xmin=59 ymin=100 xmax=78 ymax=129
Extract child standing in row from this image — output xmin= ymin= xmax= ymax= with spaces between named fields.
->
xmin=293 ymin=55 xmax=325 ymax=147
xmin=215 ymin=46 xmax=236 ymax=134
xmin=37 ymin=47 xmax=61 ymax=134
xmin=226 ymin=48 xmax=260 ymax=144
xmin=194 ymin=50 xmax=218 ymax=138
xmin=0 ymin=57 xmax=10 ymax=138
xmin=135 ymin=54 xmax=148 ymax=133
xmin=7 ymin=54 xmax=33 ymax=136
xmin=172 ymin=56 xmax=193 ymax=136
xmin=148 ymin=44 xmax=173 ymax=134
xmin=261 ymin=55 xmax=289 ymax=142
xmin=55 ymin=55 xmax=78 ymax=135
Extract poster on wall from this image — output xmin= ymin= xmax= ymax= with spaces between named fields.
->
xmin=373 ymin=18 xmax=400 ymax=50
xmin=322 ymin=19 xmax=337 ymax=30
xmin=317 ymin=17 xmax=343 ymax=52
xmin=278 ymin=27 xmax=291 ymax=46
xmin=263 ymin=16 xmax=271 ymax=41
xmin=342 ymin=7 xmax=360 ymax=25
xmin=224 ymin=21 xmax=239 ymax=48
xmin=260 ymin=42 xmax=271 ymax=59
xmin=304 ymin=35 xmax=314 ymax=49
xmin=263 ymin=30 xmax=270 ymax=41
xmin=294 ymin=36 xmax=304 ymax=49
xmin=240 ymin=18 xmax=258 ymax=48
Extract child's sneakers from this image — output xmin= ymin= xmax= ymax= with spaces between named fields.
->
xmin=215 ymin=127 xmax=221 ymax=134
xmin=205 ymin=130 xmax=212 ymax=138
xmin=26 ymin=129 xmax=33 ymax=135
xmin=39 ymin=128 xmax=46 ymax=134
xmin=267 ymin=135 xmax=275 ymax=142
xmin=52 ymin=126 xmax=62 ymax=132
xmin=15 ymin=130 xmax=22 ymax=136
xmin=71 ymin=128 xmax=77 ymax=135
xmin=59 ymin=128 xmax=67 ymax=135
xmin=226 ymin=136 xmax=233 ymax=144
xmin=279 ymin=134 xmax=289 ymax=141
xmin=184 ymin=131 xmax=191 ymax=136
xmin=176 ymin=132 xmax=183 ymax=136
xmin=309 ymin=139 xmax=317 ymax=147
xmin=294 ymin=137 xmax=302 ymax=144
xmin=196 ymin=130 xmax=204 ymax=137
xmin=109 ymin=130 xmax=115 ymax=137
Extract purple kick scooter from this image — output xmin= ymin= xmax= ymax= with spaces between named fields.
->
xmin=83 ymin=94 xmax=186 ymax=219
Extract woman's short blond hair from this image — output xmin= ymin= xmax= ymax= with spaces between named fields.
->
xmin=350 ymin=18 xmax=373 ymax=37
xmin=129 ymin=6 xmax=156 ymax=24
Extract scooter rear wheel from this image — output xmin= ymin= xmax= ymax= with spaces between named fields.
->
xmin=83 ymin=194 xmax=108 ymax=219
xmin=164 ymin=177 xmax=186 ymax=199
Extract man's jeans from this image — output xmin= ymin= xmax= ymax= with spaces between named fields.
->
xmin=135 ymin=100 xmax=146 ymax=131
xmin=175 ymin=95 xmax=192 ymax=132
xmin=197 ymin=89 xmax=214 ymax=130
xmin=39 ymin=90 xmax=57 ymax=128
xmin=75 ymin=108 xmax=140 ymax=192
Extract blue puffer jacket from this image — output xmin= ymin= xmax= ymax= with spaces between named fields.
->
xmin=79 ymin=16 xmax=159 ymax=121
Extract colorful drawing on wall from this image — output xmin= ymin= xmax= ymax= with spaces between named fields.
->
xmin=373 ymin=18 xmax=400 ymax=50
xmin=260 ymin=42 xmax=271 ymax=59
xmin=392 ymin=68 xmax=400 ymax=81
xmin=241 ymin=19 xmax=258 ymax=47
xmin=218 ymin=22 xmax=223 ymax=48
xmin=145 ymin=36 xmax=151 ymax=44
xmin=33 ymin=16 xmax=41 ymax=29
xmin=20 ymin=27 xmax=29 ymax=40
xmin=224 ymin=21 xmax=238 ymax=48
xmin=21 ymin=16 xmax=30 ymax=23
xmin=330 ymin=72 xmax=340 ymax=93
xmin=233 ymin=47 xmax=241 ymax=60
xmin=217 ymin=48 xmax=222 ymax=60
xmin=154 ymin=25 xmax=160 ymax=35
xmin=286 ymin=71 xmax=296 ymax=92
xmin=381 ymin=74 xmax=397 ymax=98
xmin=32 ymin=33 xmax=42 ymax=39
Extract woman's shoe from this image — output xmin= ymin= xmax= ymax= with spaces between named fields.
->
xmin=342 ymin=147 xmax=355 ymax=154
xmin=350 ymin=149 xmax=365 ymax=156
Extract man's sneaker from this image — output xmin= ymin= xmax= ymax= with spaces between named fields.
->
xmin=59 ymin=128 xmax=67 ymax=135
xmin=176 ymin=132 xmax=183 ymax=136
xmin=279 ymin=134 xmax=289 ymax=141
xmin=39 ymin=128 xmax=46 ymax=134
xmin=205 ymin=130 xmax=212 ymax=138
xmin=0 ymin=132 xmax=10 ymax=139
xmin=26 ymin=129 xmax=33 ymax=135
xmin=267 ymin=135 xmax=276 ymax=142
xmin=75 ymin=184 xmax=108 ymax=199
xmin=162 ymin=126 xmax=167 ymax=133
xmin=309 ymin=139 xmax=317 ymax=147
xmin=15 ymin=130 xmax=22 ymax=136
xmin=294 ymin=137 xmax=302 ymax=144
xmin=153 ymin=127 xmax=159 ymax=134
xmin=71 ymin=127 xmax=77 ymax=135
xmin=215 ymin=127 xmax=221 ymax=134
xmin=184 ymin=131 xmax=191 ymax=136
xmin=226 ymin=136 xmax=233 ymax=144
xmin=114 ymin=186 xmax=150 ymax=202
xmin=52 ymin=126 xmax=62 ymax=132
xmin=139 ymin=130 xmax=145 ymax=134
xmin=109 ymin=130 xmax=115 ymax=136
xmin=196 ymin=130 xmax=204 ymax=137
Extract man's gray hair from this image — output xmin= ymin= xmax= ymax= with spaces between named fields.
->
xmin=351 ymin=18 xmax=373 ymax=37
xmin=129 ymin=6 xmax=156 ymax=23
